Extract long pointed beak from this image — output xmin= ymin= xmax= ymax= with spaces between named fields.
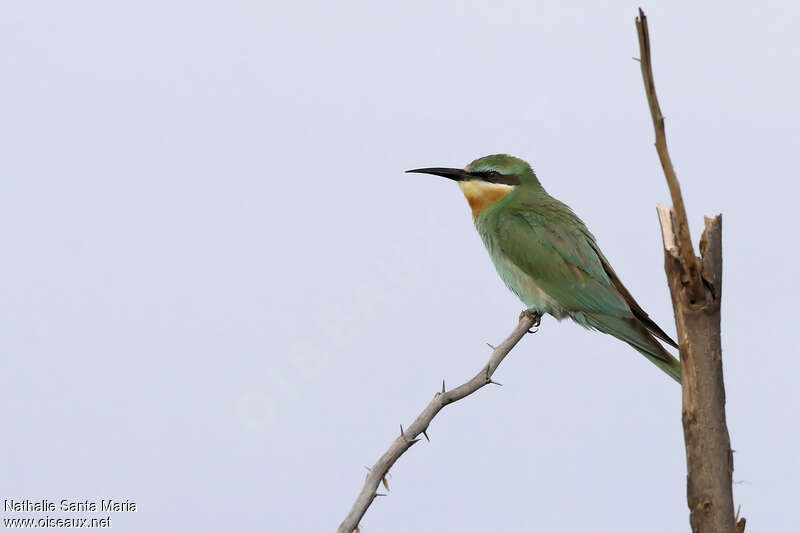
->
xmin=405 ymin=167 xmax=471 ymax=182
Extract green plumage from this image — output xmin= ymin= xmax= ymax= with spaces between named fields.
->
xmin=466 ymin=155 xmax=680 ymax=383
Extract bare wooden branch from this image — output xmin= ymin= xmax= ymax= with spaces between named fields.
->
xmin=337 ymin=312 xmax=537 ymax=533
xmin=636 ymin=8 xmax=704 ymax=304
xmin=659 ymin=209 xmax=735 ymax=532
xmin=640 ymin=9 xmax=741 ymax=530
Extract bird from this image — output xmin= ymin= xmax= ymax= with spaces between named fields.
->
xmin=407 ymin=154 xmax=681 ymax=383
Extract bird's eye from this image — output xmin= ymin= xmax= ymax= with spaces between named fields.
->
xmin=487 ymin=171 xmax=501 ymax=180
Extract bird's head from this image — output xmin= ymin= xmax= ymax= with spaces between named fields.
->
xmin=464 ymin=154 xmax=538 ymax=184
xmin=406 ymin=154 xmax=540 ymax=220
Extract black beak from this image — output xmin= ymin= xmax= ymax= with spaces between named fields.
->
xmin=405 ymin=167 xmax=472 ymax=182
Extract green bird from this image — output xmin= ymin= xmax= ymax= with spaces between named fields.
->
xmin=407 ymin=154 xmax=681 ymax=383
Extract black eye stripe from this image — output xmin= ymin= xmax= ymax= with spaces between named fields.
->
xmin=472 ymin=171 xmax=521 ymax=186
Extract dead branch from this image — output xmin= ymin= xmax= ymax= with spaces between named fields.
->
xmin=637 ymin=8 xmax=743 ymax=532
xmin=337 ymin=312 xmax=537 ymax=533
xmin=635 ymin=8 xmax=704 ymax=306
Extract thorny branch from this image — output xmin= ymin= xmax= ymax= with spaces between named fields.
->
xmin=337 ymin=312 xmax=538 ymax=533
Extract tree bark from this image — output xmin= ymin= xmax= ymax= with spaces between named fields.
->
xmin=637 ymin=8 xmax=742 ymax=532
xmin=659 ymin=210 xmax=736 ymax=533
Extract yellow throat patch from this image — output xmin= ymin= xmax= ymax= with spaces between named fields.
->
xmin=458 ymin=180 xmax=514 ymax=220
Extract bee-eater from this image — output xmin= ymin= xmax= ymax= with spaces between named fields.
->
xmin=407 ymin=154 xmax=681 ymax=383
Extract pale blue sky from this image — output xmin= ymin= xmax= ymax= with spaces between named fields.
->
xmin=1 ymin=2 xmax=798 ymax=531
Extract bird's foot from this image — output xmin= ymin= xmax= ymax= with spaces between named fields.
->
xmin=519 ymin=310 xmax=542 ymax=333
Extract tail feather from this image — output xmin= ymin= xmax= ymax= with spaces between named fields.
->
xmin=590 ymin=246 xmax=679 ymax=349
xmin=629 ymin=343 xmax=681 ymax=384
xmin=582 ymin=313 xmax=681 ymax=384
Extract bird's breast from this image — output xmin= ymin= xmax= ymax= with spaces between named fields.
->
xmin=493 ymin=252 xmax=565 ymax=317
xmin=475 ymin=227 xmax=566 ymax=318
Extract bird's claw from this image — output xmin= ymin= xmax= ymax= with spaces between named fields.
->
xmin=519 ymin=310 xmax=542 ymax=333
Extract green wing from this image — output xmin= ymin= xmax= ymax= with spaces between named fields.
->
xmin=492 ymin=207 xmax=630 ymax=317
xmin=491 ymin=204 xmax=681 ymax=382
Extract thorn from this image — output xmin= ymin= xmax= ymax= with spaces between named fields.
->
xmin=364 ymin=466 xmax=371 ymax=472
xmin=489 ymin=379 xmax=503 ymax=386
xmin=734 ymin=504 xmax=746 ymax=533
xmin=375 ymin=492 xmax=387 ymax=497
xmin=382 ymin=476 xmax=390 ymax=491
xmin=486 ymin=342 xmax=496 ymax=350
xmin=633 ymin=57 xmax=641 ymax=62
xmin=442 ymin=379 xmax=445 ymax=393
xmin=399 ymin=424 xmax=419 ymax=444
xmin=422 ymin=429 xmax=430 ymax=442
